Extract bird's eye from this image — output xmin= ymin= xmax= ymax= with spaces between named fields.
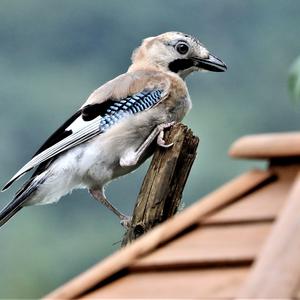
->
xmin=175 ymin=42 xmax=189 ymax=55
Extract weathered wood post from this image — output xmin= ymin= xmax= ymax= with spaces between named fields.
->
xmin=122 ymin=123 xmax=199 ymax=246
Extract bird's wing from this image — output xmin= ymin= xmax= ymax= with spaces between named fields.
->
xmin=3 ymin=71 xmax=171 ymax=191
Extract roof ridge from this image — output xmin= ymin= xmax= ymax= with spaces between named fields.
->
xmin=229 ymin=131 xmax=300 ymax=159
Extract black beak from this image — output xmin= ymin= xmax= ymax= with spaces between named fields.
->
xmin=192 ymin=54 xmax=227 ymax=72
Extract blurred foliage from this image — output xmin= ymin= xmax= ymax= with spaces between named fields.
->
xmin=0 ymin=0 xmax=300 ymax=298
xmin=288 ymin=56 xmax=300 ymax=102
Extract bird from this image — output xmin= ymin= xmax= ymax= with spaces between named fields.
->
xmin=0 ymin=31 xmax=226 ymax=228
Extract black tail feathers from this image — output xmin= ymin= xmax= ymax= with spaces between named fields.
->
xmin=0 ymin=178 xmax=41 ymax=228
xmin=0 ymin=198 xmax=24 ymax=227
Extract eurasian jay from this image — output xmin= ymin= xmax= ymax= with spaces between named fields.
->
xmin=0 ymin=32 xmax=226 ymax=228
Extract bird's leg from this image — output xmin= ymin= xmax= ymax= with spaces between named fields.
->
xmin=120 ymin=122 xmax=175 ymax=167
xmin=89 ymin=189 xmax=132 ymax=229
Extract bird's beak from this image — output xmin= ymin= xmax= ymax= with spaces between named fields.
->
xmin=192 ymin=54 xmax=227 ymax=72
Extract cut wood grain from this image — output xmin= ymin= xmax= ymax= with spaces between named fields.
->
xmin=122 ymin=123 xmax=199 ymax=246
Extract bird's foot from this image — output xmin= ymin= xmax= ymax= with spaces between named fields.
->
xmin=156 ymin=122 xmax=175 ymax=148
xmin=120 ymin=215 xmax=132 ymax=229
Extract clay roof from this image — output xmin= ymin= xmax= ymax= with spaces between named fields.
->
xmin=45 ymin=132 xmax=300 ymax=299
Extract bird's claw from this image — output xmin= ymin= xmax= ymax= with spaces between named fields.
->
xmin=157 ymin=133 xmax=174 ymax=148
xmin=157 ymin=122 xmax=175 ymax=148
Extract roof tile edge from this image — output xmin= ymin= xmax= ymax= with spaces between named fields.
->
xmin=229 ymin=132 xmax=300 ymax=159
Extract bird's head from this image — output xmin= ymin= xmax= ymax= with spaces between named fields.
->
xmin=129 ymin=32 xmax=227 ymax=78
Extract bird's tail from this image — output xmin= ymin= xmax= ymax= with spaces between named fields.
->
xmin=0 ymin=197 xmax=24 ymax=227
xmin=0 ymin=177 xmax=42 ymax=228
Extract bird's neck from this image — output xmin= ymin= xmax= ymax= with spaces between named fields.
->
xmin=127 ymin=62 xmax=186 ymax=82
xmin=128 ymin=62 xmax=166 ymax=73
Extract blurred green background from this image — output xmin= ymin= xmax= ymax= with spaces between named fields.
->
xmin=0 ymin=0 xmax=299 ymax=298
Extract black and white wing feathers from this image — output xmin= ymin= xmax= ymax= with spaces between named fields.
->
xmin=2 ymin=89 xmax=163 ymax=190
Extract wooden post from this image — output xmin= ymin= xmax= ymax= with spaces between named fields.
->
xmin=122 ymin=123 xmax=199 ymax=246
